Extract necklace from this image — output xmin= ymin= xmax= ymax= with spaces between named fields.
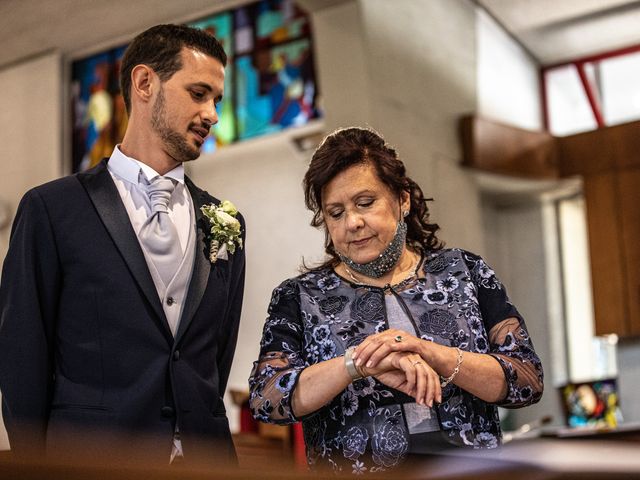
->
xmin=344 ymin=252 xmax=422 ymax=289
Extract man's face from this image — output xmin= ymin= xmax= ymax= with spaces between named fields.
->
xmin=151 ymin=47 xmax=225 ymax=163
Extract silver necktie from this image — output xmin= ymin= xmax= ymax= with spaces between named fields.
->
xmin=138 ymin=176 xmax=182 ymax=286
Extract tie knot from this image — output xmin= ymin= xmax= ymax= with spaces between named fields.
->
xmin=146 ymin=177 xmax=175 ymax=213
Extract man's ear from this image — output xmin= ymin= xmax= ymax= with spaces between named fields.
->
xmin=130 ymin=64 xmax=155 ymax=105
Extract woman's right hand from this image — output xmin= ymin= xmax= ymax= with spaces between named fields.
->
xmin=363 ymin=351 xmax=441 ymax=407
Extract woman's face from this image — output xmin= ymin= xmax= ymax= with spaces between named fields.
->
xmin=322 ymin=163 xmax=409 ymax=264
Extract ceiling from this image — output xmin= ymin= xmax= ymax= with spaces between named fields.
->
xmin=0 ymin=0 xmax=248 ymax=69
xmin=477 ymin=0 xmax=640 ymax=64
xmin=1 ymin=0 xmax=640 ymax=70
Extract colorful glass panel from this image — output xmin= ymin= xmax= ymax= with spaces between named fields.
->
xmin=71 ymin=0 xmax=321 ymax=172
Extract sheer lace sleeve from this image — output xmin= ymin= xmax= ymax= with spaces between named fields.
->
xmin=488 ymin=317 xmax=544 ymax=407
xmin=248 ymin=279 xmax=306 ymax=424
xmin=463 ymin=251 xmax=544 ymax=407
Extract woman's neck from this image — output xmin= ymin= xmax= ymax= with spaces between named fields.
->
xmin=338 ymin=247 xmax=421 ymax=288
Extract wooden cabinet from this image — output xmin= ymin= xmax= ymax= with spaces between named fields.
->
xmin=460 ymin=116 xmax=640 ymax=338
xmin=617 ymin=168 xmax=640 ymax=337
xmin=582 ymin=170 xmax=640 ymax=337
xmin=582 ymin=172 xmax=628 ymax=336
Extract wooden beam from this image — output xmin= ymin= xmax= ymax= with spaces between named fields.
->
xmin=459 ymin=116 xmax=559 ymax=179
xmin=558 ymin=120 xmax=640 ymax=177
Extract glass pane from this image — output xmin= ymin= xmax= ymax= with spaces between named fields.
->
xmin=558 ymin=196 xmax=596 ymax=382
xmin=189 ymin=12 xmax=236 ymax=148
xmin=71 ymin=0 xmax=321 ymax=171
xmin=546 ymin=65 xmax=597 ymax=136
xmin=599 ymin=51 xmax=640 ymax=125
xmin=71 ymin=45 xmax=128 ymax=173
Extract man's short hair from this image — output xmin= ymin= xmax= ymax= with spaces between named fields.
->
xmin=120 ymin=24 xmax=227 ymax=114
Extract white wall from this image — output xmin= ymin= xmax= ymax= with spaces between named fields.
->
xmin=187 ymin=126 xmax=326 ymax=430
xmin=476 ymin=8 xmax=542 ymax=131
xmin=356 ymin=0 xmax=485 ymax=253
xmin=618 ymin=343 xmax=640 ymax=423
xmin=311 ymin=1 xmax=371 ymax=128
xmin=0 ymin=52 xmax=63 ymax=450
xmin=558 ymin=196 xmax=596 ymax=382
xmin=0 ymin=53 xmax=63 ymax=259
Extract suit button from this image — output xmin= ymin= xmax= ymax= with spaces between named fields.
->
xmin=167 ymin=297 xmax=175 ymax=306
xmin=173 ymin=350 xmax=180 ymax=361
xmin=161 ymin=406 xmax=175 ymax=418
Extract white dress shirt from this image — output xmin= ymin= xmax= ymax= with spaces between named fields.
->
xmin=107 ymin=145 xmax=192 ymax=255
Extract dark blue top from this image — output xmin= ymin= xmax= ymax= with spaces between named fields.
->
xmin=249 ymin=249 xmax=543 ymax=474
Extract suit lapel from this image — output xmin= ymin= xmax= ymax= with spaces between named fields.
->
xmin=175 ymin=177 xmax=212 ymax=343
xmin=77 ymin=160 xmax=173 ymax=342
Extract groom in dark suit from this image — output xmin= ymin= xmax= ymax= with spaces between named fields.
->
xmin=0 ymin=24 xmax=245 ymax=466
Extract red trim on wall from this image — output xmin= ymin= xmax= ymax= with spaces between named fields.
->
xmin=544 ymin=43 xmax=640 ymax=70
xmin=540 ymin=66 xmax=549 ymax=131
xmin=575 ymin=63 xmax=604 ymax=128
xmin=540 ymin=43 xmax=640 ymax=132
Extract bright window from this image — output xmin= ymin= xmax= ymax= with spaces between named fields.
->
xmin=600 ymin=51 xmax=640 ymax=125
xmin=543 ymin=46 xmax=640 ymax=136
xmin=545 ymin=65 xmax=597 ymax=136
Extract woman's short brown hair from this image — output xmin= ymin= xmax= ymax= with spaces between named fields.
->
xmin=303 ymin=127 xmax=442 ymax=268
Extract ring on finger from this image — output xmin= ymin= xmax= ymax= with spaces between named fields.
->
xmin=394 ymin=335 xmax=403 ymax=343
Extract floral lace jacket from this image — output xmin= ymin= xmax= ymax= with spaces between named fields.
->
xmin=249 ymin=249 xmax=543 ymax=474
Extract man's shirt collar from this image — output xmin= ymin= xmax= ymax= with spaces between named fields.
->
xmin=109 ymin=145 xmax=185 ymax=185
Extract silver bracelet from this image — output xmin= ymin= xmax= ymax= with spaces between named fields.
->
xmin=440 ymin=348 xmax=463 ymax=387
xmin=344 ymin=347 xmax=364 ymax=381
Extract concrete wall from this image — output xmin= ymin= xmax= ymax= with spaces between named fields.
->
xmin=618 ymin=342 xmax=640 ymax=423
xmin=476 ymin=8 xmax=542 ymax=131
xmin=0 ymin=52 xmax=62 ymax=450
xmin=357 ymin=0 xmax=484 ymax=253
xmin=0 ymin=52 xmax=62 ymax=260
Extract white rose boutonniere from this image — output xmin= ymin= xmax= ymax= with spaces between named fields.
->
xmin=201 ymin=200 xmax=243 ymax=263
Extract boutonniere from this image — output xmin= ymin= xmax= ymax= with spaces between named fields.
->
xmin=201 ymin=200 xmax=243 ymax=263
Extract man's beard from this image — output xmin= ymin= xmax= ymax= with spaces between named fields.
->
xmin=151 ymin=86 xmax=201 ymax=163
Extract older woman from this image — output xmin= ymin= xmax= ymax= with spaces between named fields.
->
xmin=249 ymin=127 xmax=543 ymax=474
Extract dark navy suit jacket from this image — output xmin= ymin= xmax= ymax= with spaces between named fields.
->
xmin=0 ymin=159 xmax=245 ymax=465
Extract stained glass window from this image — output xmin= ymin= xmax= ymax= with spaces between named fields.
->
xmin=71 ymin=45 xmax=127 ymax=172
xmin=71 ymin=0 xmax=321 ymax=172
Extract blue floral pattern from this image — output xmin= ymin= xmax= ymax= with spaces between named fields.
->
xmin=249 ymin=249 xmax=543 ymax=473
xmin=371 ymin=407 xmax=408 ymax=469
xmin=342 ymin=426 xmax=369 ymax=460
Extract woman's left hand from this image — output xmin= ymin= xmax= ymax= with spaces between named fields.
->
xmin=353 ymin=328 xmax=428 ymax=370
xmin=374 ymin=354 xmax=442 ymax=406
